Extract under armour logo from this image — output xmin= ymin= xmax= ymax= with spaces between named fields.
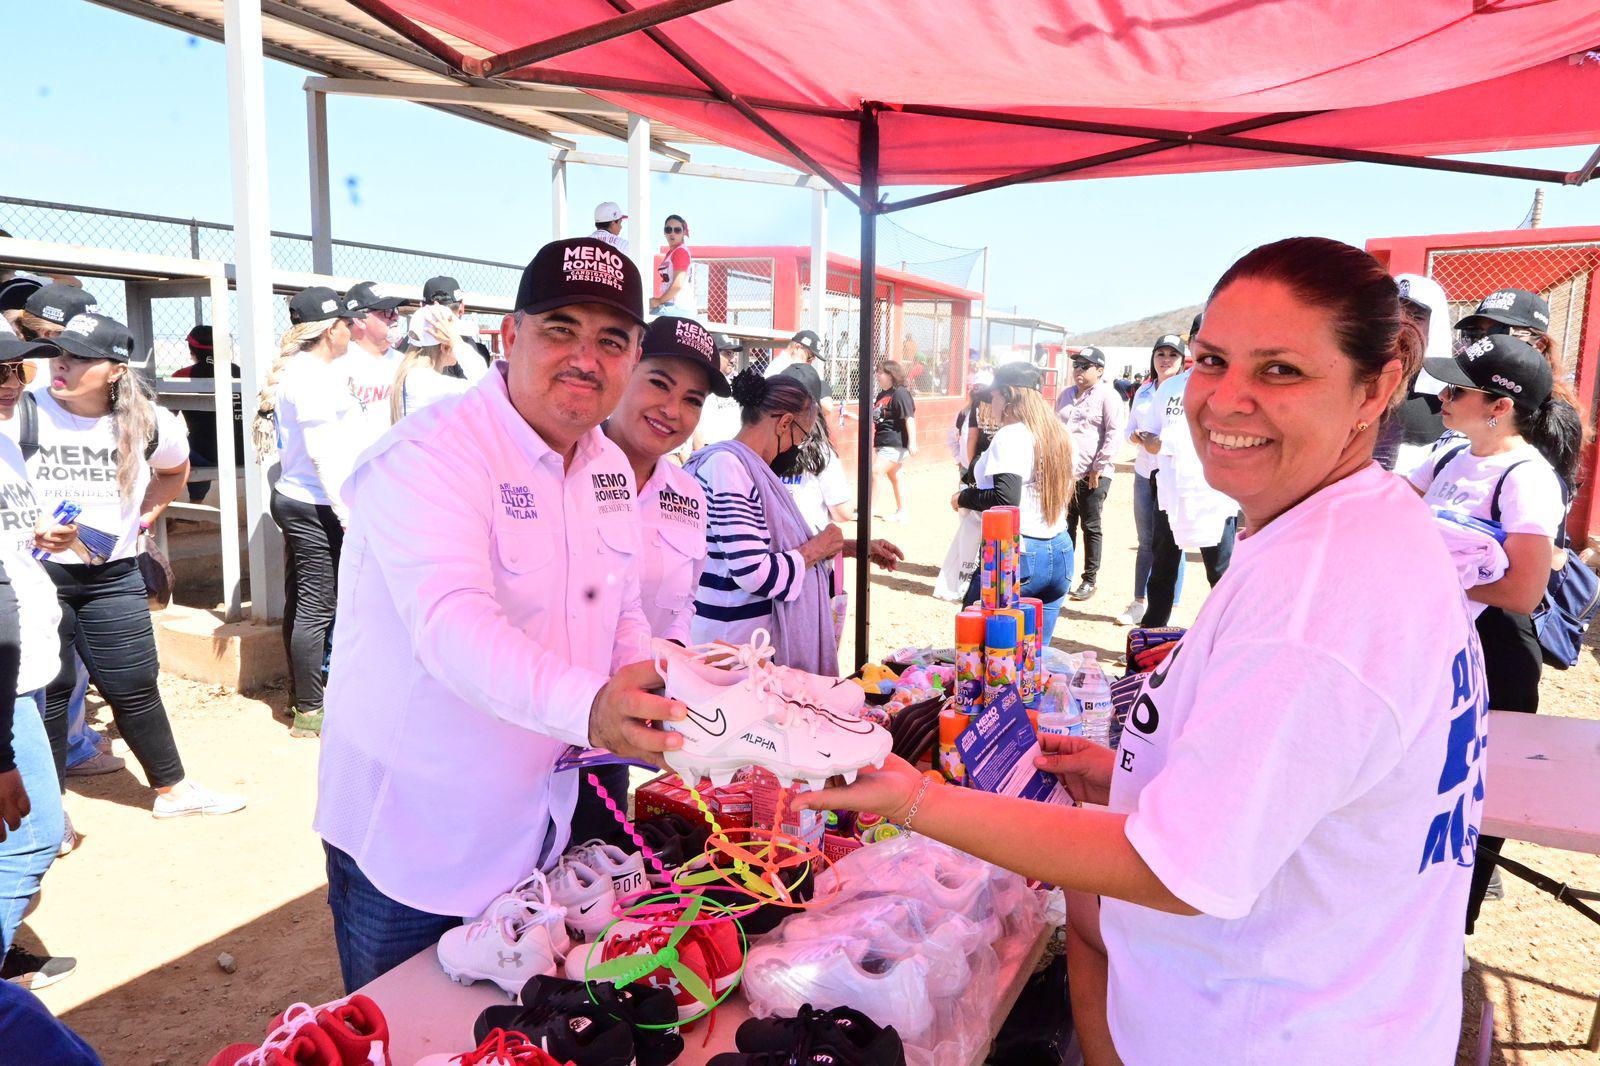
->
xmin=497 ymin=951 xmax=522 ymax=968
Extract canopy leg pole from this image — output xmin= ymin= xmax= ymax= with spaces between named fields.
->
xmin=809 ymin=188 xmax=827 ymax=341
xmin=306 ymin=85 xmax=332 ymax=274
xmin=853 ymin=105 xmax=880 ymax=670
xmin=551 ymin=151 xmax=569 ymax=240
xmin=223 ymin=0 xmax=282 ymax=622
xmin=626 ymin=114 xmax=652 ymax=281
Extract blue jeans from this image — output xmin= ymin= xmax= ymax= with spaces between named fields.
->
xmin=324 ymin=842 xmax=461 ymax=993
xmin=64 ymin=657 xmax=98 ymax=770
xmin=1020 ymin=530 xmax=1074 ymax=645
xmin=1131 ymin=474 xmax=1183 ymax=603
xmin=1 ymin=691 xmax=64 ymax=955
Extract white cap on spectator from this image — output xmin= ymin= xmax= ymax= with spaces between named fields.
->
xmin=594 ymin=201 xmax=627 ymax=224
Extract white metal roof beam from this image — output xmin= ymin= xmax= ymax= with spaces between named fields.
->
xmin=558 ymin=150 xmax=826 ymax=189
xmin=303 ymin=76 xmax=630 ymax=117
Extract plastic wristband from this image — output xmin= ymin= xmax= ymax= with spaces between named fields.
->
xmin=900 ymin=776 xmax=934 ymax=834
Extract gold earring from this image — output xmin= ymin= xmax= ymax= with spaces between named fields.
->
xmin=1356 ymin=421 xmax=1369 ymax=432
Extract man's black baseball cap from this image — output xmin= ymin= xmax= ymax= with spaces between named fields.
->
xmin=289 ymin=286 xmax=355 ymax=325
xmin=712 ymin=331 xmax=741 ymax=353
xmin=25 ymin=283 xmax=97 ymax=326
xmin=1074 ymin=346 xmax=1106 ymax=368
xmin=345 ymin=281 xmax=404 ymax=313
xmin=0 ymin=335 xmax=56 ymax=363
xmin=51 ymin=313 xmax=135 ymax=363
xmin=0 ymin=276 xmax=42 ymax=313
xmin=1424 ymin=334 xmax=1553 ymax=412
xmin=789 ymin=329 xmax=823 ymax=359
xmin=1455 ymin=288 xmax=1550 ymax=333
xmin=642 ymin=316 xmax=731 ymax=396
xmin=514 ymin=237 xmax=645 ymax=328
xmin=424 ymin=276 xmax=463 ymax=305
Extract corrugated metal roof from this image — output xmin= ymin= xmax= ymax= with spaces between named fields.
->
xmin=87 ymin=0 xmax=708 ymax=154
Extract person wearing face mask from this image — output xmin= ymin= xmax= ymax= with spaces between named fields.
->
xmin=253 ymin=287 xmax=362 ymax=738
xmin=684 ymin=371 xmax=847 ymax=673
xmin=1410 ymin=333 xmax=1577 ymax=938
xmin=28 ymin=314 xmax=244 ymax=819
xmin=337 ymin=282 xmax=406 ymax=449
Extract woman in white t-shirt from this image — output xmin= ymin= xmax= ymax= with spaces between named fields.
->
xmin=253 ymin=287 xmax=360 ymax=738
xmin=1118 ymin=334 xmax=1187 ymax=626
xmin=1409 ymin=332 xmax=1574 ymax=938
xmin=955 ymin=360 xmax=1075 ymax=642
xmin=30 ymin=314 xmax=245 ymax=818
xmin=802 ymin=238 xmax=1482 ymax=1066
xmin=390 ymin=305 xmax=471 ymax=423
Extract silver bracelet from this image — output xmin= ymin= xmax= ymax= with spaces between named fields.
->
xmin=900 ymin=776 xmax=934 ymax=833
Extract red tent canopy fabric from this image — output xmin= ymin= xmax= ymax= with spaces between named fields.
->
xmin=379 ymin=0 xmax=1600 ymax=188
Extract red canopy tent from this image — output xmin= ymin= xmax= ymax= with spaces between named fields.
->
xmin=340 ymin=0 xmax=1600 ymax=661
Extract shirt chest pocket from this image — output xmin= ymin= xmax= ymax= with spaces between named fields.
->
xmin=491 ymin=525 xmax=557 ymax=628
xmin=651 ymin=521 xmax=707 ymax=614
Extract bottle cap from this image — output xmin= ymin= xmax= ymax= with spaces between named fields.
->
xmin=985 ymin=614 xmax=1018 ymax=648
xmin=1021 ymin=607 xmax=1036 ymax=635
xmin=956 ymin=611 xmax=986 ymax=644
xmin=1019 ymin=596 xmax=1044 ymax=630
xmin=981 ymin=507 xmax=1014 ymax=539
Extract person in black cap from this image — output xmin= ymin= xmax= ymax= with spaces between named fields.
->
xmin=339 ymin=282 xmax=406 ymax=448
xmin=692 ymin=332 xmax=745 ymax=449
xmin=1454 ymin=286 xmax=1586 ymax=432
xmin=1409 ymin=332 xmax=1577 ymax=937
xmin=421 ymin=275 xmax=491 ymax=379
xmin=26 ymin=313 xmax=245 ymax=819
xmin=765 ymin=329 xmax=833 ymax=411
xmin=1055 ymin=345 xmax=1126 ymax=603
xmin=7 ymin=283 xmax=96 ymax=344
xmin=956 ymin=360 xmax=1077 ymax=642
xmin=254 ymin=286 xmax=361 ymax=737
xmin=1118 ymin=334 xmax=1189 ymax=626
xmin=312 ymin=237 xmax=682 ymax=991
xmin=171 ymin=325 xmax=244 ymax=503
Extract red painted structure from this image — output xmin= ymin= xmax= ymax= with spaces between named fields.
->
xmin=1368 ymin=227 xmax=1600 ymax=547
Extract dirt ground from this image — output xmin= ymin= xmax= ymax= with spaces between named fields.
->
xmin=18 ymin=455 xmax=1600 ymax=1064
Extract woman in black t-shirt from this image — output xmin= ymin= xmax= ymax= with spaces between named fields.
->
xmin=871 ymin=361 xmax=917 ymax=522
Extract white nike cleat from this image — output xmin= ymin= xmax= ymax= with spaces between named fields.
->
xmin=436 ymin=898 xmax=564 ymax=997
xmin=565 ymin=839 xmax=649 ymax=901
xmin=476 ymin=869 xmax=572 ymax=959
xmin=549 ymin=857 xmax=617 ymax=942
xmin=653 ymin=637 xmax=892 ymax=791
xmin=685 ymin=630 xmax=868 ymax=720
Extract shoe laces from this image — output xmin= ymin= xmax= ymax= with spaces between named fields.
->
xmin=233 ymin=1003 xmax=317 ymax=1066
xmin=468 ymin=898 xmax=563 ymax=946
xmin=505 ymin=869 xmax=556 ymax=908
xmin=450 ymin=1028 xmax=545 ymax=1066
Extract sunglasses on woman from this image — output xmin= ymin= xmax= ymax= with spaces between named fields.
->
xmin=664 ymin=226 xmax=685 ymax=234
xmin=0 ymin=361 xmax=37 ymax=387
xmin=1440 ymin=383 xmax=1493 ymax=401
xmin=1458 ymin=323 xmax=1537 ymax=343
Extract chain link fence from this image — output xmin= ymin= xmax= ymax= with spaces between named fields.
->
xmin=1428 ymin=241 xmax=1600 ymax=394
xmin=1 ymin=195 xmax=520 ymax=375
xmin=694 ymin=256 xmax=776 ymax=332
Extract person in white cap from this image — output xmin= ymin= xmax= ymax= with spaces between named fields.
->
xmin=590 ymin=202 xmax=629 ymax=254
xmin=313 ymin=237 xmax=683 ymax=992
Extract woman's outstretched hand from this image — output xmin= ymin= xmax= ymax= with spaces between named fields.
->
xmin=790 ymin=754 xmax=926 ymax=822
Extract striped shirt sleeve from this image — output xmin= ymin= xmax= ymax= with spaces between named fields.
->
xmin=695 ymin=453 xmax=808 ymax=605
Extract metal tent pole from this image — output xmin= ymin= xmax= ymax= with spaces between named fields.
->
xmin=853 ymin=104 xmax=881 ymax=669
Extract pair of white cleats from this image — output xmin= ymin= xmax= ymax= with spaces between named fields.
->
xmin=654 ymin=631 xmax=891 ymax=791
xmin=436 ymin=840 xmax=649 ymax=997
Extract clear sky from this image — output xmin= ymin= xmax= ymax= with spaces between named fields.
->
xmin=3 ymin=1 xmax=1597 ymax=331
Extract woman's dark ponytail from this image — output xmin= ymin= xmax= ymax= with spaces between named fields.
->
xmin=1516 ymin=396 xmax=1584 ymax=493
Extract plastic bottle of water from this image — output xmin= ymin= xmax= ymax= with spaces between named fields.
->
xmin=1069 ymin=653 xmax=1114 ymax=746
xmin=1036 ymin=676 xmax=1083 ymax=737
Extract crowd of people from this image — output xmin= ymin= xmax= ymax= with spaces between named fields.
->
xmin=0 ymin=208 xmax=1590 ymax=1063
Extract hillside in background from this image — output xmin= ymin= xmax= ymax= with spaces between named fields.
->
xmin=1067 ymin=303 xmax=1203 ymax=347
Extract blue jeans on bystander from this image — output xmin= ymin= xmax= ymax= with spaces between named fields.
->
xmin=1131 ymin=474 xmax=1183 ymax=603
xmin=0 ymin=691 xmax=64 ymax=954
xmin=1020 ymin=530 xmax=1075 ymax=645
xmin=324 ymin=842 xmax=462 ymax=994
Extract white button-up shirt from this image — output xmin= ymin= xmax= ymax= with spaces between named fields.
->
xmin=314 ymin=365 xmax=653 ymax=917
xmin=635 ymin=459 xmax=707 ymax=643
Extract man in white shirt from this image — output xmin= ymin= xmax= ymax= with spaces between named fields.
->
xmin=314 ymin=237 xmax=687 ymax=992
xmin=589 ymin=201 xmax=630 ymax=254
xmin=338 ymin=281 xmax=405 ymax=450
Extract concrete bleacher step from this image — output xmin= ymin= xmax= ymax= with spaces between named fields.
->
xmin=154 ymin=603 xmax=286 ymax=694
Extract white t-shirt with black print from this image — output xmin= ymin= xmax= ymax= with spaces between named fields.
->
xmin=25 ymin=391 xmax=188 ymax=565
xmin=1408 ymin=440 xmax=1565 ymax=539
xmin=0 ymin=434 xmax=62 ymax=692
xmin=972 ymin=422 xmax=1065 ymax=539
xmin=1099 ymin=464 xmax=1482 ymax=1065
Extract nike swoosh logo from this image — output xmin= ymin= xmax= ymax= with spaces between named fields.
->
xmin=578 ymin=901 xmax=597 ymax=914
xmin=684 ymin=705 xmax=727 ymax=736
xmin=818 ymin=750 xmax=831 ymax=758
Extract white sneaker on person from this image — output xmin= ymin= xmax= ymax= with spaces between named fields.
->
xmin=565 ymin=840 xmax=649 ymax=900
xmin=152 ymin=780 xmax=247 ymax=819
xmin=64 ymin=750 xmax=125 ymax=777
xmin=654 ymin=636 xmax=892 ymax=790
xmin=1115 ymin=599 xmax=1146 ymax=627
xmin=679 ymin=630 xmax=867 ymax=720
xmin=436 ymin=898 xmax=563 ymax=997
xmin=549 ymin=858 xmax=617 ymax=942
xmin=58 ymin=811 xmax=78 ymax=857
xmin=477 ymin=870 xmax=572 ymax=959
